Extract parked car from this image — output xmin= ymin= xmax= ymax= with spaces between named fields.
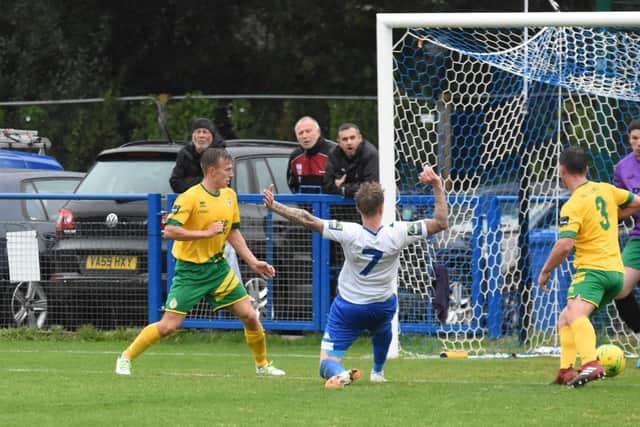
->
xmin=0 ymin=169 xmax=84 ymax=327
xmin=432 ymin=181 xmax=570 ymax=329
xmin=0 ymin=150 xmax=63 ymax=170
xmin=48 ymin=139 xmax=309 ymax=329
xmin=0 ymin=129 xmax=64 ymax=170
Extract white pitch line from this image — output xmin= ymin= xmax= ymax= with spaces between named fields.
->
xmin=0 ymin=348 xmax=346 ymax=359
xmin=0 ymin=348 xmax=570 ymax=362
xmin=4 ymin=366 xmax=640 ymax=387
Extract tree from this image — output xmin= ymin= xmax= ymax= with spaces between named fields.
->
xmin=0 ymin=0 xmax=599 ymax=168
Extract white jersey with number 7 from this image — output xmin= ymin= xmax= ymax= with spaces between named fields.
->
xmin=322 ymin=219 xmax=430 ymax=305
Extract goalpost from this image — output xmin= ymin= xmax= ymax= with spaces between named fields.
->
xmin=377 ymin=11 xmax=640 ymax=357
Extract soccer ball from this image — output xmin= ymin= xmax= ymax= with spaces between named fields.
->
xmin=596 ymin=344 xmax=626 ymax=377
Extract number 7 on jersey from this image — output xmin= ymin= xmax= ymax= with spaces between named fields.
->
xmin=359 ymin=248 xmax=383 ymax=276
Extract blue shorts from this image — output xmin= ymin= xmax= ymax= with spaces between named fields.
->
xmin=321 ymin=294 xmax=397 ymax=354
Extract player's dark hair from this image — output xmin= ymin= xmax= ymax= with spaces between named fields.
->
xmin=355 ymin=182 xmax=384 ymax=216
xmin=201 ymin=147 xmax=232 ymax=174
xmin=337 ymin=122 xmax=361 ymax=135
xmin=559 ymin=145 xmax=589 ymax=174
xmin=629 ymin=118 xmax=640 ymax=133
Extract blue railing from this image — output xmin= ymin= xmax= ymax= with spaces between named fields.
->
xmin=0 ymin=192 xmax=565 ymax=337
xmin=0 ymin=192 xmax=163 ymax=324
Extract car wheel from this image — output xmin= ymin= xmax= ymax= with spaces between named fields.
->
xmin=11 ymin=281 xmax=48 ymax=328
xmin=245 ymin=278 xmax=269 ymax=320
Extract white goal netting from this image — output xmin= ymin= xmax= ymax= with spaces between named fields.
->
xmin=386 ymin=17 xmax=640 ymax=357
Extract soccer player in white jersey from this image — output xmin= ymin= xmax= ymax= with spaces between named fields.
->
xmin=263 ymin=165 xmax=448 ymax=388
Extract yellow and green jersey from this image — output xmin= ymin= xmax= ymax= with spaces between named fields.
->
xmin=559 ymin=181 xmax=634 ymax=272
xmin=166 ymin=184 xmax=240 ymax=263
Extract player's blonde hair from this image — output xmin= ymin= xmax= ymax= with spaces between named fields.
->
xmin=355 ymin=182 xmax=384 ymax=217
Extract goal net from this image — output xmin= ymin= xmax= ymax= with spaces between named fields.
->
xmin=377 ymin=12 xmax=640 ymax=357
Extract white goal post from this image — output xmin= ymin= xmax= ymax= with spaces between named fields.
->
xmin=377 ymin=11 xmax=640 ymax=358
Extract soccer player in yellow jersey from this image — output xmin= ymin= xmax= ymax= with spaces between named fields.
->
xmin=538 ymin=146 xmax=640 ymax=387
xmin=115 ymin=148 xmax=285 ymax=376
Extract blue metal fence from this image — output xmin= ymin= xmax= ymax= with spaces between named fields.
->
xmin=1 ymin=191 xmax=565 ymax=337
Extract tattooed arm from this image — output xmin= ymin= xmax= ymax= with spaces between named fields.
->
xmin=263 ymin=185 xmax=325 ymax=233
xmin=418 ymin=166 xmax=449 ymax=235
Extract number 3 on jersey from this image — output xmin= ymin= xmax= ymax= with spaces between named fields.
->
xmin=595 ymin=196 xmax=610 ymax=230
xmin=360 ymin=248 xmax=383 ymax=276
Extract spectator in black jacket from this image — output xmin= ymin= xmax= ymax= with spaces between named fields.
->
xmin=323 ymin=123 xmax=379 ymax=197
xmin=287 ymin=116 xmax=336 ymax=193
xmin=169 ymin=117 xmax=226 ymax=193
xmin=168 ymin=118 xmax=240 ymax=278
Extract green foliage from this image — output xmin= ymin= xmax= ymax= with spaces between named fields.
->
xmin=0 ymin=325 xmax=70 ymax=341
xmin=76 ymin=324 xmax=103 ymax=341
xmin=0 ymin=0 xmax=599 ymax=170
xmin=228 ymin=99 xmax=256 ymax=138
xmin=127 ymin=93 xmax=220 ymax=142
xmin=127 ymin=98 xmax=164 ymax=141
xmin=274 ymin=99 xmax=303 ymax=140
xmin=0 ymin=1 xmax=111 ymax=100
xmin=164 ymin=94 xmax=219 ymax=141
xmin=62 ymin=90 xmax=122 ymax=171
xmin=328 ymin=99 xmax=378 ymax=146
xmin=18 ymin=106 xmax=47 ymax=129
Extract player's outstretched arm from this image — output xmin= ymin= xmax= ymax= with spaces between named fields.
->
xmin=619 ymin=194 xmax=640 ymax=219
xmin=263 ymin=184 xmax=324 ymax=233
xmin=227 ymin=229 xmax=275 ymax=279
xmin=419 ymin=165 xmax=449 ymax=235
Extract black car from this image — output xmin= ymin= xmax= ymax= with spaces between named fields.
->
xmin=0 ymin=169 xmax=84 ymax=328
xmin=48 ymin=139 xmax=313 ymax=328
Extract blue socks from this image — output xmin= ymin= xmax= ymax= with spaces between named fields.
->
xmin=319 ymin=358 xmax=345 ymax=379
xmin=372 ymin=324 xmax=392 ymax=373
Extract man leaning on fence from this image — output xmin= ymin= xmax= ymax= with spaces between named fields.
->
xmin=287 ymin=116 xmax=336 ymax=194
xmin=322 ymin=123 xmax=379 ymax=198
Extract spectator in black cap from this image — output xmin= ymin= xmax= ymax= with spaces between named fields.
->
xmin=169 ymin=118 xmax=241 ymax=279
xmin=169 ymin=117 xmax=226 ymax=193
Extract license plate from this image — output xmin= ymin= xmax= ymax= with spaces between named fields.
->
xmin=85 ymin=255 xmax=138 ymax=270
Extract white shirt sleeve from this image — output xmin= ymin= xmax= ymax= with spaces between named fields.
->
xmin=322 ymin=219 xmax=354 ymax=244
xmin=393 ymin=220 xmax=429 ymax=247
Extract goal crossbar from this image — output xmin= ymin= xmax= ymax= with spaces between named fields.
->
xmin=377 ymin=11 xmax=640 ymax=29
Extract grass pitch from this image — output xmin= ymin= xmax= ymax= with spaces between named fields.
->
xmin=0 ymin=328 xmax=638 ymax=427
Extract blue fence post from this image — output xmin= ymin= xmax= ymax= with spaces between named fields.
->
xmin=166 ymin=194 xmax=176 ymax=299
xmin=318 ymin=198 xmax=332 ymax=330
xmin=471 ymin=196 xmax=484 ymax=330
xmin=147 ymin=193 xmax=163 ymax=323
xmin=485 ymin=195 xmax=503 ymax=338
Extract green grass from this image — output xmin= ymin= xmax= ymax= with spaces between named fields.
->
xmin=1 ymin=328 xmax=638 ymax=427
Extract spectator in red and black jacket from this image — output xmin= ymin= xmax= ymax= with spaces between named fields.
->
xmin=169 ymin=117 xmax=226 ymax=193
xmin=323 ymin=123 xmax=379 ymax=198
xmin=287 ymin=116 xmax=337 ymax=193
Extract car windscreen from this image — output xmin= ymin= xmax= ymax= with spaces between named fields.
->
xmin=23 ymin=178 xmax=83 ymax=221
xmin=75 ymin=160 xmax=175 ymax=194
